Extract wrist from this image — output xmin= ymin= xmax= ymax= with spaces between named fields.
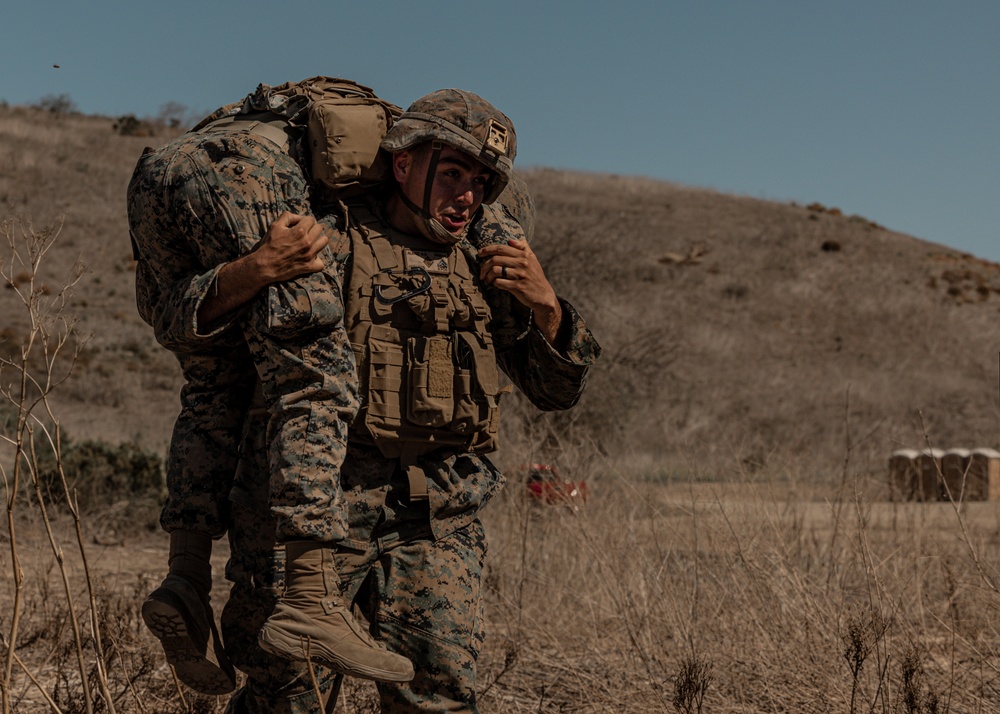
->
xmin=532 ymin=298 xmax=563 ymax=346
xmin=238 ymin=249 xmax=275 ymax=289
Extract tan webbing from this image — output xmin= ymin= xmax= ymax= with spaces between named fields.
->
xmin=400 ymin=448 xmax=429 ymax=502
xmin=198 ymin=113 xmax=293 ymax=153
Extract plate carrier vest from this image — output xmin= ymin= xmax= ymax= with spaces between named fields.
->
xmin=342 ymin=204 xmax=502 ymax=494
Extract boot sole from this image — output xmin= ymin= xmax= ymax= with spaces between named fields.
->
xmin=142 ymin=592 xmax=236 ymax=695
xmin=258 ymin=626 xmax=414 ymax=683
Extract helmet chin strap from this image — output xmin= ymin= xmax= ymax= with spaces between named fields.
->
xmin=396 ymin=141 xmax=468 ymax=244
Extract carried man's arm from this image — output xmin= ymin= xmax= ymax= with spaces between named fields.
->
xmin=198 ymin=212 xmax=329 ymax=328
xmin=472 ymin=209 xmax=601 ymax=412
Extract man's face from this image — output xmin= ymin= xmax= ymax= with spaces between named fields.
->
xmin=393 ymin=145 xmax=493 ymax=240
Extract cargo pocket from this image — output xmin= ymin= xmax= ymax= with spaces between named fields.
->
xmin=451 ymin=332 xmax=500 ymax=445
xmin=257 ymin=269 xmax=343 ymax=339
xmin=407 ymin=335 xmax=454 ymax=427
xmin=365 ymin=332 xmax=405 ymax=439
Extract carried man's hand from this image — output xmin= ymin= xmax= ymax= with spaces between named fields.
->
xmin=478 ymin=238 xmax=563 ymax=346
xmin=252 ymin=212 xmax=329 ymax=283
xmin=198 ymin=212 xmax=328 ymax=329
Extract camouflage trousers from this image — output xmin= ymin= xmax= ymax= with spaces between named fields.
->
xmin=222 ymin=480 xmax=487 ymax=713
xmin=157 ymin=347 xmax=255 ymax=538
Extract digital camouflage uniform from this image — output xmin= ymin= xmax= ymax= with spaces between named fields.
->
xmin=132 ymin=85 xmax=600 ymax=712
xmin=128 ymin=86 xmax=357 ymax=544
xmin=214 ymin=185 xmax=600 ymax=712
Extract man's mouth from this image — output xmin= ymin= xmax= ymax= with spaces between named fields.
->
xmin=439 ymin=213 xmax=468 ymax=232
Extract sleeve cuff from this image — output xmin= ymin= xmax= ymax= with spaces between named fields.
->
xmin=529 ymin=298 xmax=601 ymax=366
xmin=187 ymin=264 xmax=242 ymax=339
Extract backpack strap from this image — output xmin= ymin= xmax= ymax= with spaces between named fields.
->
xmin=197 ymin=111 xmax=294 ymax=153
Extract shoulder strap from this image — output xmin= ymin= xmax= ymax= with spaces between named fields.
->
xmin=196 ymin=111 xmax=294 ymax=153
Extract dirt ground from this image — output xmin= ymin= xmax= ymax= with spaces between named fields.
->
xmin=2 ymin=513 xmax=232 ymax=612
xmin=5 ymin=476 xmax=1000 ymax=712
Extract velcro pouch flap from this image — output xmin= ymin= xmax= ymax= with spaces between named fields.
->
xmin=308 ymin=99 xmax=392 ymax=189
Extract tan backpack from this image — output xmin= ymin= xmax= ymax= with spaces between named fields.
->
xmin=272 ymin=76 xmax=402 ymax=192
xmin=195 ymin=76 xmax=402 ymax=193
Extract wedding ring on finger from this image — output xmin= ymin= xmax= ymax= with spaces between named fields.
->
xmin=501 ymin=266 xmax=508 ymax=279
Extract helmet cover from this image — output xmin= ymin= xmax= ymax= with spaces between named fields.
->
xmin=381 ymin=88 xmax=516 ymax=204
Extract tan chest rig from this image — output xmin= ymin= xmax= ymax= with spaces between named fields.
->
xmin=342 ymin=205 xmax=502 ymax=493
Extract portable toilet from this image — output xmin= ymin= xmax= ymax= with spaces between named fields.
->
xmin=941 ymin=448 xmax=971 ymax=501
xmin=888 ymin=449 xmax=920 ymax=501
xmin=968 ymin=448 xmax=1000 ymax=501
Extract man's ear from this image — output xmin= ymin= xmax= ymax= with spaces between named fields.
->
xmin=392 ymin=150 xmax=411 ymax=183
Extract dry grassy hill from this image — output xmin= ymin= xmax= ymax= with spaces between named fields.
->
xmin=5 ymin=104 xmax=1000 ymax=712
xmin=525 ymin=170 xmax=1000 ymax=483
xmin=4 ymin=103 xmax=997 ymax=486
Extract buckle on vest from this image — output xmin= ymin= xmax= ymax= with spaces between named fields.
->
xmin=373 ymin=267 xmax=432 ymax=305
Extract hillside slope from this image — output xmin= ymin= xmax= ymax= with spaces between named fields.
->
xmin=524 ymin=169 xmax=1000 ymax=477
xmin=2 ymin=106 xmax=997 ymax=481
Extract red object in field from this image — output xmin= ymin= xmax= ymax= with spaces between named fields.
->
xmin=520 ymin=463 xmax=588 ymax=509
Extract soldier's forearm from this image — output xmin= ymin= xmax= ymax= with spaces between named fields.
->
xmin=531 ymin=296 xmax=563 ymax=348
xmin=197 ymin=253 xmax=271 ymax=328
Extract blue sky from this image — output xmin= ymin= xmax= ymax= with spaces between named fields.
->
xmin=3 ymin=1 xmax=998 ymax=261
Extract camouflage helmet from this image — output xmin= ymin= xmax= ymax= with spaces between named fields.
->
xmin=381 ymin=88 xmax=516 ymax=204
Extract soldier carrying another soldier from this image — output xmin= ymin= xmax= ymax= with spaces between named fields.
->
xmin=129 ymin=81 xmax=600 ymax=712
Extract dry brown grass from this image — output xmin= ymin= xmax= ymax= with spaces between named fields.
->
xmin=531 ymin=169 xmax=1000 ymax=474
xmin=3 ymin=104 xmax=1000 ymax=711
xmin=477 ymin=448 xmax=1000 ymax=712
xmin=7 ymin=456 xmax=1000 ymax=712
xmin=0 ymin=105 xmax=183 ymax=456
xmin=0 ymin=524 xmax=227 ymax=714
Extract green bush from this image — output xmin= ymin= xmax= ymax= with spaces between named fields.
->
xmin=112 ymin=114 xmax=156 ymax=137
xmin=35 ymin=93 xmax=78 ymax=115
xmin=36 ymin=437 xmax=165 ymax=510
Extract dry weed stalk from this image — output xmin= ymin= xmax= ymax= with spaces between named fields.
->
xmin=0 ymin=218 xmax=119 ymax=714
xmin=671 ymin=654 xmax=711 ymax=714
xmin=897 ymin=643 xmax=941 ymax=714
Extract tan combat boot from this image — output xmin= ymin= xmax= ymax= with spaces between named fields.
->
xmin=257 ymin=541 xmax=414 ymax=682
xmin=141 ymin=530 xmax=236 ymax=695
